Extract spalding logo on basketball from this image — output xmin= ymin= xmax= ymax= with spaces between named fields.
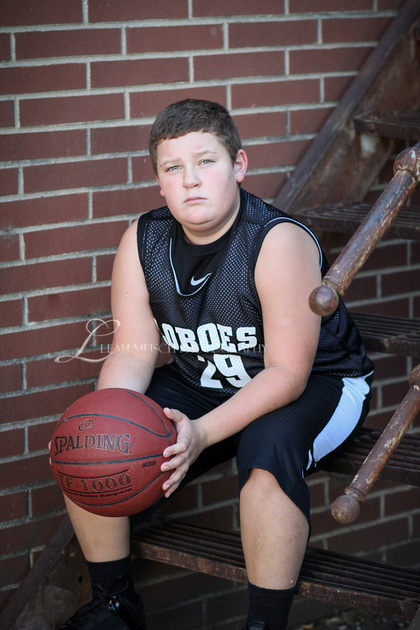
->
xmin=50 ymin=388 xmax=175 ymax=517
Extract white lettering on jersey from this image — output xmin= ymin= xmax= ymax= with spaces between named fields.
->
xmin=197 ymin=354 xmax=251 ymax=389
xmin=213 ymin=354 xmax=251 ymax=387
xmin=197 ymin=355 xmax=223 ymax=388
xmin=161 ymin=323 xmax=179 ymax=350
xmin=197 ymin=323 xmax=220 ymax=352
xmin=217 ymin=325 xmax=236 ymax=353
xmin=237 ymin=327 xmax=258 ymax=351
xmin=175 ymin=327 xmax=200 ymax=352
xmin=160 ymin=322 xmax=258 ymax=389
xmin=160 ymin=323 xmax=257 ymax=354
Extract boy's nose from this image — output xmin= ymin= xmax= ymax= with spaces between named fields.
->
xmin=183 ymin=167 xmax=200 ymax=187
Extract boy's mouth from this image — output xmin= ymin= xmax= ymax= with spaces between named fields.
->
xmin=184 ymin=196 xmax=205 ymax=204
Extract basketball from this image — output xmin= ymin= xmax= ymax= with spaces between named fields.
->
xmin=50 ymin=388 xmax=175 ymax=517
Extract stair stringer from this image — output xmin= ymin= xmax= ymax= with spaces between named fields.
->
xmin=274 ymin=0 xmax=420 ymax=215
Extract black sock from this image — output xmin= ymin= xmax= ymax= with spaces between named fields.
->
xmin=247 ymin=581 xmax=296 ymax=630
xmin=86 ymin=555 xmax=136 ymax=600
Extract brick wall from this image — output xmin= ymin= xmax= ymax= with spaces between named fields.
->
xmin=1 ymin=0 xmax=418 ymax=628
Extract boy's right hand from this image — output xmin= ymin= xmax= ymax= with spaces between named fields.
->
xmin=160 ymin=408 xmax=207 ymax=498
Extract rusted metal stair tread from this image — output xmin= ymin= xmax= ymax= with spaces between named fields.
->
xmin=349 ymin=312 xmax=420 ymax=357
xmin=354 ymin=111 xmax=420 ymax=141
xmin=293 ymin=201 xmax=420 ymax=240
xmin=131 ymin=518 xmax=420 ymax=619
xmin=321 ymin=426 xmax=420 ymax=486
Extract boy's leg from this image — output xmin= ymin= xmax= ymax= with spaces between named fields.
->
xmin=65 ymin=497 xmax=131 ymax=562
xmin=239 ymin=470 xmax=307 ymax=630
xmin=61 ymin=497 xmax=146 ymax=630
xmin=59 ymin=366 xmax=233 ymax=629
xmin=240 ymin=469 xmax=308 ymax=589
xmin=237 ymin=374 xmax=372 ymax=630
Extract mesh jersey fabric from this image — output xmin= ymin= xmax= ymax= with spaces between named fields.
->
xmin=137 ymin=188 xmax=374 ymax=397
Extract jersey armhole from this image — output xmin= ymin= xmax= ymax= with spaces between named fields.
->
xmin=253 ymin=217 xmax=323 ymax=270
xmin=136 ymin=213 xmax=149 ymax=266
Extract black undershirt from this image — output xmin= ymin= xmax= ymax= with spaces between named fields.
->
xmin=170 ymin=202 xmax=243 ymax=295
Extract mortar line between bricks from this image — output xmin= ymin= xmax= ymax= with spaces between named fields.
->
xmin=0 ymin=508 xmax=67 ymax=532
xmin=0 ymin=72 xmax=358 ymax=103
xmin=0 ymin=308 xmax=112 ymax=330
xmin=0 ymin=377 xmax=98 ymax=402
xmin=0 ymin=214 xmax=137 ymax=235
xmin=0 ymin=248 xmax=118 ymax=267
xmin=82 ymin=0 xmax=88 ymax=25
xmin=0 ymin=101 xmax=338 ymax=134
xmin=9 ymin=31 xmax=16 ymax=62
xmin=0 ymin=181 xmax=157 ymax=203
xmin=0 ymin=40 xmax=384 ymax=70
xmin=0 ymin=10 xmax=400 ymax=35
xmin=0 ymin=153 xmax=148 ymax=169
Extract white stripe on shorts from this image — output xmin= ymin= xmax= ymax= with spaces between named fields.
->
xmin=305 ymin=372 xmax=373 ymax=472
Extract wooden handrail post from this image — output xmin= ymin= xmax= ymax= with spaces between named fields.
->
xmin=309 ymin=140 xmax=420 ymax=317
xmin=331 ymin=364 xmax=420 ymax=524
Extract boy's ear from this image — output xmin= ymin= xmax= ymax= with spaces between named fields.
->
xmin=156 ymin=176 xmax=165 ymax=198
xmin=234 ymin=149 xmax=248 ymax=183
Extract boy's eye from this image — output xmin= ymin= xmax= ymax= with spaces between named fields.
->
xmin=167 ymin=165 xmax=180 ymax=172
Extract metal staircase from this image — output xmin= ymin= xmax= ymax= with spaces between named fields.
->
xmin=2 ymin=2 xmax=420 ymax=628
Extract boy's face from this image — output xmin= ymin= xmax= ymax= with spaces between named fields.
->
xmin=155 ymin=131 xmax=247 ymax=244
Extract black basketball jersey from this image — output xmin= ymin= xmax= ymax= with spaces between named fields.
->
xmin=137 ymin=189 xmax=373 ymax=396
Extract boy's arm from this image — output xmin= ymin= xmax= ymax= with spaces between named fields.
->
xmin=161 ymin=222 xmax=322 ymax=495
xmin=98 ymin=220 xmax=161 ymax=392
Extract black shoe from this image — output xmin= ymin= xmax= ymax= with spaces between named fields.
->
xmin=59 ymin=577 xmax=146 ymax=629
xmin=243 ymin=622 xmax=268 ymax=630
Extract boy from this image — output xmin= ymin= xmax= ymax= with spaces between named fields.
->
xmin=59 ymin=99 xmax=373 ymax=630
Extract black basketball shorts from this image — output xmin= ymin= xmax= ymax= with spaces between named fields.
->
xmin=129 ymin=363 xmax=373 ymax=529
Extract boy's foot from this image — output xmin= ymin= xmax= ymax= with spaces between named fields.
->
xmin=243 ymin=622 xmax=268 ymax=630
xmin=59 ymin=577 xmax=146 ymax=629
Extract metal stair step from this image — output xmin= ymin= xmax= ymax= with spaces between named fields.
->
xmin=321 ymin=425 xmax=420 ymax=486
xmin=131 ymin=518 xmax=420 ymax=620
xmin=349 ymin=312 xmax=420 ymax=357
xmin=354 ymin=110 xmax=420 ymax=141
xmin=293 ymin=201 xmax=420 ymax=241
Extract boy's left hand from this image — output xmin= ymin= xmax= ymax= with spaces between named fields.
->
xmin=160 ymin=408 xmax=207 ymax=498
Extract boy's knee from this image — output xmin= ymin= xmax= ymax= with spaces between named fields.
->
xmin=243 ymin=467 xmax=280 ymax=496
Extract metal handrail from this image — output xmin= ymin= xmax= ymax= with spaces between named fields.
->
xmin=309 ymin=140 xmax=420 ymax=317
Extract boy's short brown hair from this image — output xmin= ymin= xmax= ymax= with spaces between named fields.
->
xmin=149 ymin=99 xmax=242 ymax=175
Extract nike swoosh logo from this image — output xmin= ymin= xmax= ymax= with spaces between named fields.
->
xmin=190 ymin=273 xmax=212 ymax=286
